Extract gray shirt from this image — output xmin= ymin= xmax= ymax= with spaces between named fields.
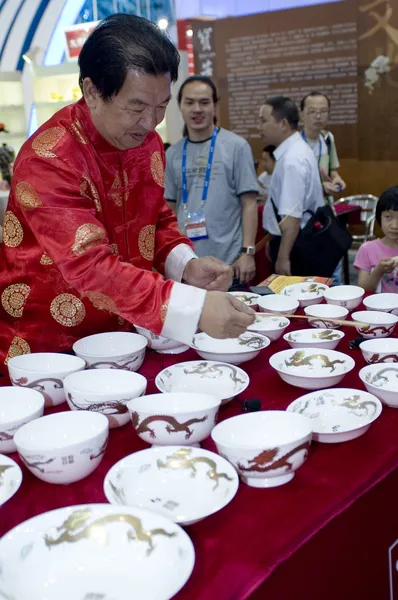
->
xmin=165 ymin=128 xmax=259 ymax=265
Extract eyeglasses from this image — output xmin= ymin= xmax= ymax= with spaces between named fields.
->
xmin=306 ymin=109 xmax=329 ymax=116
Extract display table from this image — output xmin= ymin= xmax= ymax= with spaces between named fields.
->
xmin=1 ymin=315 xmax=398 ymax=600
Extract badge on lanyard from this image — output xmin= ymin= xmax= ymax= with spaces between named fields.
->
xmin=181 ymin=126 xmax=219 ymax=241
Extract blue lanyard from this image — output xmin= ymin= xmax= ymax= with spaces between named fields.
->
xmin=182 ymin=126 xmax=219 ymax=206
xmin=301 ymin=130 xmax=322 ymax=166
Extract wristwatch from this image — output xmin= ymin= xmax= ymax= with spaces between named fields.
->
xmin=241 ymin=246 xmax=256 ymax=255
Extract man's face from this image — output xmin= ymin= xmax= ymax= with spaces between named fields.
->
xmin=84 ymin=70 xmax=171 ymax=150
xmin=302 ymin=95 xmax=329 ymax=133
xmin=179 ymin=82 xmax=216 ymax=133
xmin=258 ymin=104 xmax=284 ymax=147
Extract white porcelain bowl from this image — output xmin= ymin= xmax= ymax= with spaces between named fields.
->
xmin=323 ymin=285 xmax=364 ymax=310
xmin=247 ymin=314 xmax=290 ymax=341
xmin=287 ymin=388 xmax=382 ymax=443
xmin=0 ymin=504 xmax=195 ymax=600
xmin=14 ymin=411 xmax=109 ymax=484
xmin=211 ymin=411 xmax=312 ymax=488
xmin=0 ymin=454 xmax=23 ymax=506
xmin=64 ymin=369 xmax=147 ymax=429
xmin=281 ymin=282 xmax=328 ymax=307
xmin=269 ymin=348 xmax=355 ymax=390
xmin=8 ymin=353 xmax=85 ymax=408
xmin=134 ymin=325 xmax=189 ymax=354
xmin=104 ymin=446 xmax=238 ymax=525
xmin=352 ymin=310 xmax=398 ymax=339
xmin=0 ymin=387 xmax=44 ymax=453
xmin=128 ymin=392 xmax=221 ymax=446
xmin=192 ymin=332 xmax=270 ymax=365
xmin=304 ymin=304 xmax=349 ymax=329
xmin=363 ymin=293 xmax=398 ymax=315
xmin=73 ymin=331 xmax=147 ymax=371
xmin=228 ymin=291 xmax=261 ymax=307
xmin=283 ymin=328 xmax=344 ymax=350
xmin=155 ymin=360 xmax=250 ymax=405
xmin=359 ymin=364 xmax=398 ymax=407
xmin=258 ymin=294 xmax=299 ymax=315
xmin=360 ymin=338 xmax=398 ymax=364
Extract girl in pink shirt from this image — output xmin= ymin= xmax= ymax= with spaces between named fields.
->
xmin=354 ymin=186 xmax=398 ymax=293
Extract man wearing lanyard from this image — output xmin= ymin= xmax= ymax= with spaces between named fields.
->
xmin=165 ymin=76 xmax=259 ymax=285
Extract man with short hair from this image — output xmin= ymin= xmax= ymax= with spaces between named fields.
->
xmin=258 ymin=145 xmax=276 ymax=201
xmin=0 ymin=15 xmax=254 ymax=372
xmin=259 ymin=96 xmax=324 ymax=276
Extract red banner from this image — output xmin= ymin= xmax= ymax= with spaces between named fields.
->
xmin=64 ymin=21 xmax=99 ymax=61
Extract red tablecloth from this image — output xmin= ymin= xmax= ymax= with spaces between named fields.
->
xmin=2 ymin=310 xmax=398 ymax=600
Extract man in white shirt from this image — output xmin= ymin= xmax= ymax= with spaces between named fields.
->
xmin=259 ymin=96 xmax=324 ymax=276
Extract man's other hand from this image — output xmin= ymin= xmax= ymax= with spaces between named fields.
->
xmin=183 ymin=257 xmax=233 ymax=292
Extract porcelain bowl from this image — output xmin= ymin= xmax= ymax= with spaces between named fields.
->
xmin=8 ymin=353 xmax=86 ymax=408
xmin=281 ymin=282 xmax=328 ymax=307
xmin=0 ymin=387 xmax=45 ymax=453
xmin=247 ymin=314 xmax=290 ymax=341
xmin=104 ymin=446 xmax=239 ymax=526
xmin=360 ymin=337 xmax=398 ymax=364
xmin=64 ymin=369 xmax=147 ymax=429
xmin=363 ymin=293 xmax=398 ymax=315
xmin=211 ymin=411 xmax=312 ymax=488
xmin=283 ymin=328 xmax=344 ymax=350
xmin=0 ymin=454 xmax=23 ymax=506
xmin=73 ymin=332 xmax=147 ymax=371
xmin=134 ymin=325 xmax=189 ymax=354
xmin=351 ymin=310 xmax=398 ymax=339
xmin=287 ymin=388 xmax=382 ymax=443
xmin=323 ymin=285 xmax=364 ymax=310
xmin=359 ymin=363 xmax=398 ymax=407
xmin=128 ymin=392 xmax=221 ymax=446
xmin=0 ymin=504 xmax=195 ymax=600
xmin=304 ymin=304 xmax=349 ymax=329
xmin=228 ymin=291 xmax=261 ymax=307
xmin=257 ymin=294 xmax=299 ymax=315
xmin=192 ymin=332 xmax=270 ymax=365
xmin=155 ymin=360 xmax=250 ymax=405
xmin=269 ymin=348 xmax=355 ymax=390
xmin=13 ymin=411 xmax=109 ymax=484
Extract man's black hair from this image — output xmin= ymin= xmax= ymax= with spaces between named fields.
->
xmin=266 ymin=97 xmax=299 ymax=130
xmin=300 ymin=91 xmax=331 ymax=112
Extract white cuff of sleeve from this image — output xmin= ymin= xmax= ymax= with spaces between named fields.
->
xmin=161 ymin=282 xmax=206 ymax=346
xmin=164 ymin=243 xmax=197 ymax=282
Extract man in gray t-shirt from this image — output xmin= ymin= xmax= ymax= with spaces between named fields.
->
xmin=165 ymin=76 xmax=259 ymax=284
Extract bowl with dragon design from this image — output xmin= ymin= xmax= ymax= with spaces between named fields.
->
xmin=359 ymin=364 xmax=398 ymax=407
xmin=64 ymin=369 xmax=147 ymax=429
xmin=257 ymin=294 xmax=299 ymax=315
xmin=134 ymin=325 xmax=190 ymax=354
xmin=8 ymin=353 xmax=86 ymax=408
xmin=0 ymin=503 xmax=195 ymax=600
xmin=323 ymin=285 xmax=364 ymax=310
xmin=228 ymin=291 xmax=261 ymax=307
xmin=269 ymin=348 xmax=355 ymax=390
xmin=286 ymin=388 xmax=382 ymax=443
xmin=192 ymin=332 xmax=270 ymax=365
xmin=211 ymin=411 xmax=312 ymax=488
xmin=283 ymin=328 xmax=345 ymax=351
xmin=104 ymin=446 xmax=239 ymax=526
xmin=73 ymin=331 xmax=147 ymax=371
xmin=281 ymin=282 xmax=329 ymax=307
xmin=13 ymin=411 xmax=109 ymax=484
xmin=363 ymin=293 xmax=398 ymax=315
xmin=360 ymin=338 xmax=398 ymax=364
xmin=0 ymin=454 xmax=23 ymax=506
xmin=0 ymin=387 xmax=44 ymax=453
xmin=247 ymin=314 xmax=290 ymax=341
xmin=127 ymin=392 xmax=221 ymax=446
xmin=304 ymin=304 xmax=349 ymax=329
xmin=351 ymin=311 xmax=398 ymax=339
xmin=155 ymin=361 xmax=250 ymax=405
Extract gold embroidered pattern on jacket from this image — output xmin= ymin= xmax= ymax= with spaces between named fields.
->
xmin=84 ymin=291 xmax=118 ymax=313
xmin=40 ymin=252 xmax=53 ymax=265
xmin=138 ymin=224 xmax=155 ymax=261
xmin=69 ymin=119 xmax=89 ymax=144
xmin=32 ymin=127 xmax=66 ymax=158
xmin=2 ymin=212 xmax=23 ymax=247
xmin=80 ymin=175 xmax=101 ymax=212
xmin=15 ymin=182 xmax=43 ymax=210
xmin=71 ymin=223 xmax=106 ymax=256
xmin=151 ymin=151 xmax=165 ymax=187
xmin=160 ymin=300 xmax=169 ymax=324
xmin=50 ymin=293 xmax=86 ymax=327
xmin=110 ymin=243 xmax=119 ymax=255
xmin=5 ymin=336 xmax=31 ymax=365
xmin=1 ymin=283 xmax=31 ymax=318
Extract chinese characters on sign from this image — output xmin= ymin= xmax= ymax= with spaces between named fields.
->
xmin=64 ymin=21 xmax=99 ymax=61
xmin=195 ymin=27 xmax=216 ymax=77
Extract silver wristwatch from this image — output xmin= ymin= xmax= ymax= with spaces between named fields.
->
xmin=241 ymin=246 xmax=256 ymax=255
